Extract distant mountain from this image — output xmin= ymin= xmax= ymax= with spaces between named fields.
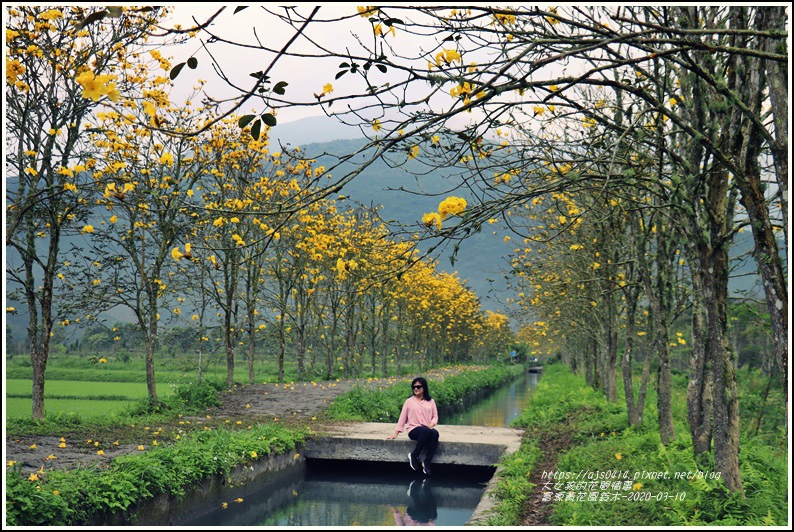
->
xmin=289 ymin=134 xmax=514 ymax=313
xmin=272 ymin=116 xmax=773 ymax=311
xmin=268 ymin=115 xmax=365 ymax=148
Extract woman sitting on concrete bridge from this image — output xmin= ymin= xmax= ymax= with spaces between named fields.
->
xmin=387 ymin=377 xmax=440 ymax=475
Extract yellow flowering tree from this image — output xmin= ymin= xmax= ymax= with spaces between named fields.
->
xmin=65 ymin=96 xmax=211 ymax=405
xmin=5 ymin=5 xmax=171 ymax=418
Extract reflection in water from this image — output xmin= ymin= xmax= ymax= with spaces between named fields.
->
xmin=182 ymin=461 xmax=490 ymax=527
xmin=390 ymin=478 xmax=438 ymax=525
xmin=446 ymin=370 xmax=539 ymax=427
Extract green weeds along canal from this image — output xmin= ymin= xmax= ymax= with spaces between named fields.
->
xmin=4 ymin=364 xmax=523 ymax=526
xmin=490 ymin=364 xmax=788 ymax=527
xmin=5 ymin=363 xmax=787 ymax=526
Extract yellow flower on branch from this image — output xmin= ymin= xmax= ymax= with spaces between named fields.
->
xmin=6 ymin=58 xmax=25 ymax=84
xmin=422 ymin=212 xmax=442 ymax=230
xmin=435 ymin=48 xmax=461 ymax=66
xmin=75 ymin=70 xmax=119 ymax=102
xmin=40 ymin=8 xmax=64 ymax=21
xmin=438 ymin=196 xmax=467 ymax=218
xmin=493 ymin=13 xmax=516 ymax=26
xmin=546 ymin=7 xmax=560 ymax=25
xmin=374 ymin=23 xmax=396 ymax=38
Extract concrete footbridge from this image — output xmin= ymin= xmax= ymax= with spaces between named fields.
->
xmin=305 ymin=422 xmax=524 ymax=467
xmin=304 ymin=422 xmax=525 ymax=524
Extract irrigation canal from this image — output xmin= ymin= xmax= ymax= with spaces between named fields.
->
xmin=179 ymin=369 xmax=540 ymax=527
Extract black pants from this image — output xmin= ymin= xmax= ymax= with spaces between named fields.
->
xmin=408 ymin=426 xmax=440 ymax=464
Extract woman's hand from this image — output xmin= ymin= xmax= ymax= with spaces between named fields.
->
xmin=386 ymin=430 xmax=399 ymax=440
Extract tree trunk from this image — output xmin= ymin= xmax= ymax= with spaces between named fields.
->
xmin=700 ymin=229 xmax=743 ymax=493
xmin=277 ymin=311 xmax=286 ymax=384
xmin=247 ymin=323 xmax=255 ymax=385
xmin=640 ymin=242 xmax=675 ymax=444
xmin=224 ymin=308 xmax=234 ymax=387
xmin=25 ymin=220 xmax=57 ymax=419
xmin=145 ymin=312 xmax=159 ymax=405
xmin=687 ymin=270 xmax=714 ymax=460
xmin=621 ymin=282 xmax=651 ymax=427
xmin=605 ymin=290 xmax=619 ymax=403
xmin=759 ymin=7 xmax=788 ymax=249
xmin=729 ymin=6 xmax=788 ymax=429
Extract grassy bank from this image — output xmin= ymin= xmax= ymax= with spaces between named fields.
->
xmin=480 ymin=364 xmax=788 ymax=526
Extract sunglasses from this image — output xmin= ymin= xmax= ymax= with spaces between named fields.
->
xmin=412 ymin=385 xmax=423 ymax=389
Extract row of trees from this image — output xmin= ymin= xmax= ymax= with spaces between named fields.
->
xmin=5 ymin=6 xmax=514 ymax=419
xmin=157 ymin=5 xmax=787 ymax=494
xmin=5 ymin=5 xmax=788 ymax=496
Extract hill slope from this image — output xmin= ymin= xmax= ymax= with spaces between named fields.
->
xmin=291 ymin=134 xmax=514 ymax=312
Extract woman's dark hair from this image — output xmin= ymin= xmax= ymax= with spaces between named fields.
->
xmin=410 ymin=377 xmax=432 ymax=400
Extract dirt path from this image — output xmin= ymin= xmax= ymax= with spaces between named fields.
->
xmin=5 ymin=376 xmax=375 ymax=476
xmin=6 ymin=368 xmax=471 ymax=476
xmin=520 ymin=426 xmax=574 ymax=526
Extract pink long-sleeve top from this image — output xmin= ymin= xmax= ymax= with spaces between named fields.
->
xmin=395 ymin=396 xmax=438 ymax=435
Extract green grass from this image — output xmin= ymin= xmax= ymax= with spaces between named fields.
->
xmin=6 ymin=379 xmax=172 ymax=399
xmin=485 ymin=363 xmax=789 ymax=527
xmin=6 ymin=398 xmax=136 ymax=420
xmin=5 ymin=380 xmax=175 ymax=419
xmin=5 ymin=423 xmax=309 ymax=526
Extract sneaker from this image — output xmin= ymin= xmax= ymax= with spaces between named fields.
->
xmin=408 ymin=453 xmax=418 ymax=471
xmin=422 ymin=461 xmax=431 ymax=476
xmin=407 ymin=479 xmax=417 ymax=496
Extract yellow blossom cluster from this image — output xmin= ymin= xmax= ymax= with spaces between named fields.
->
xmin=75 ymin=70 xmax=120 ymax=102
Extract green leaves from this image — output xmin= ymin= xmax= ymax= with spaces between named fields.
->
xmin=169 ymin=56 xmax=199 ymax=80
xmin=238 ymin=115 xmax=257 ymax=129
xmin=272 ymin=81 xmax=288 ymax=95
xmin=337 ymin=54 xmax=389 ymax=79
xmin=236 ymin=77 xmax=286 ymax=138
xmin=250 ymin=119 xmax=262 ymax=141
xmin=238 ymin=113 xmax=278 ymax=141
xmin=74 ymin=6 xmax=124 ymax=30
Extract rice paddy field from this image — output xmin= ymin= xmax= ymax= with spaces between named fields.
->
xmin=4 ymin=355 xmax=304 ymax=420
xmin=5 ymin=379 xmax=174 ymax=419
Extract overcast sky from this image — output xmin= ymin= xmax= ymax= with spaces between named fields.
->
xmin=166 ymin=4 xmax=395 ymax=124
